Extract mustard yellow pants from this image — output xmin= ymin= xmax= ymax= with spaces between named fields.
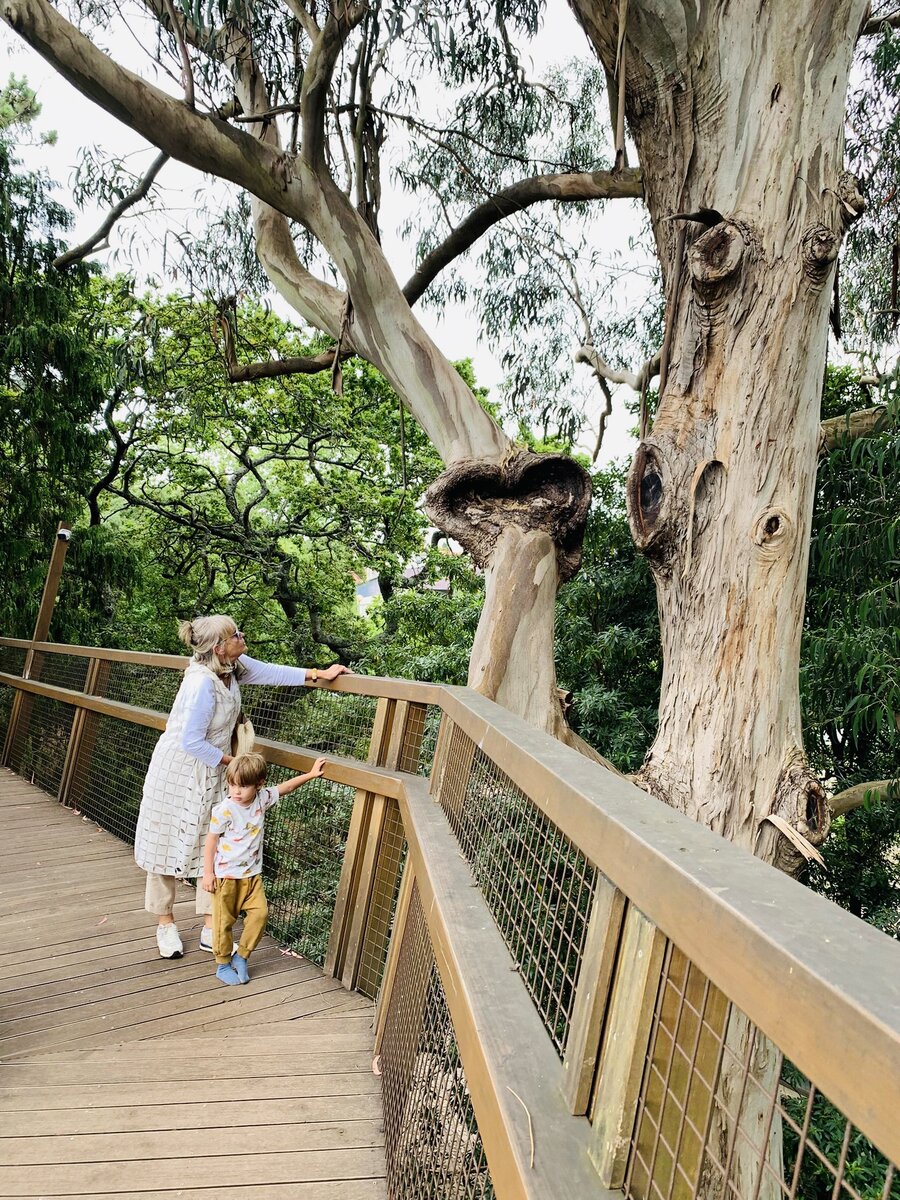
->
xmin=212 ymin=876 xmax=268 ymax=964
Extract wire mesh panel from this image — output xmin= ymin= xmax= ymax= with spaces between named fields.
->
xmin=436 ymin=722 xmax=597 ymax=1055
xmin=67 ymin=714 xmax=162 ymax=844
xmin=31 ymin=652 xmax=91 ymax=693
xmin=398 ymin=703 xmax=442 ymax=776
xmin=242 ymin=687 xmax=378 ymax=762
xmin=7 ymin=695 xmax=75 ymax=796
xmin=263 ymin=766 xmax=357 ymax=966
xmin=104 ymin=660 xmax=184 ymax=711
xmin=0 ymin=645 xmax=27 ymax=676
xmin=357 ymin=800 xmax=407 ymax=1000
xmin=0 ymin=687 xmax=12 ymax=748
xmin=625 ymin=943 xmax=900 ymax=1200
xmin=380 ymin=882 xmax=494 ymax=1199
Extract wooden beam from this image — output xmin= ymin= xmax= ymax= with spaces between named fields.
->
xmin=397 ymin=777 xmax=604 ymax=1199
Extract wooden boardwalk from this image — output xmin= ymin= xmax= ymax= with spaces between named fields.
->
xmin=0 ymin=768 xmax=386 ymax=1200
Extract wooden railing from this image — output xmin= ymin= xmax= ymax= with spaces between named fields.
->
xmin=1 ymin=637 xmax=898 ymax=1200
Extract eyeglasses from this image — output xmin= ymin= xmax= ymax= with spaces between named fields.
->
xmin=230 ymin=630 xmax=245 ymax=640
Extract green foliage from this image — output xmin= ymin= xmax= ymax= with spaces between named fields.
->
xmin=804 ymin=365 xmax=900 ymax=931
xmin=0 ymin=135 xmax=107 ymax=638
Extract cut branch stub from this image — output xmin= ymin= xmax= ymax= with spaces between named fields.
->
xmin=688 ymin=221 xmax=748 ymax=289
xmin=802 ymin=223 xmax=840 ymax=286
xmin=423 ymin=451 xmax=592 ymax=581
xmin=764 ymin=759 xmax=831 ymax=875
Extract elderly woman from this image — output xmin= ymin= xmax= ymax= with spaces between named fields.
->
xmin=135 ymin=615 xmax=349 ymax=958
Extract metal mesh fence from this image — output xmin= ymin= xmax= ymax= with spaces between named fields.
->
xmin=0 ymin=687 xmax=11 ymax=749
xmin=30 ymin=651 xmax=91 ymax=693
xmin=104 ymin=660 xmax=183 ymax=710
xmin=0 ymin=644 xmax=27 ymax=677
xmin=7 ymin=694 xmax=75 ymax=796
xmin=262 ymin=765 xmax=357 ymax=967
xmin=381 ymin=882 xmax=494 ymax=1199
xmin=357 ymin=801 xmax=407 ymax=1000
xmin=241 ymin=686 xmax=378 ymax=761
xmin=436 ymin=722 xmax=597 ymax=1055
xmin=626 ymin=943 xmax=900 ymax=1200
xmin=67 ymin=714 xmax=161 ymax=844
xmin=398 ymin=703 xmax=442 ymax=776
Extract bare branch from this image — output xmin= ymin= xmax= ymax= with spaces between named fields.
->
xmin=403 ymin=168 xmax=643 ymax=305
xmin=829 ymin=779 xmax=895 ymax=816
xmin=161 ymin=0 xmax=194 ymax=108
xmin=575 ymin=344 xmax=661 ymax=392
xmin=859 ymin=9 xmax=900 ymax=34
xmin=283 ymin=0 xmax=321 ymax=42
xmin=215 ymin=307 xmax=351 ymax=381
xmin=819 ymin=405 xmax=889 ymax=451
xmin=54 ymin=151 xmax=169 ymax=270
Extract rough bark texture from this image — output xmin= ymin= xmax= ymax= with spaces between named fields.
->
xmin=570 ymin=0 xmax=866 ymax=874
xmin=423 ymin=451 xmax=593 ymax=582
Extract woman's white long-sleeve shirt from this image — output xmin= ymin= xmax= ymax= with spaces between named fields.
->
xmin=179 ymin=656 xmax=307 ymax=767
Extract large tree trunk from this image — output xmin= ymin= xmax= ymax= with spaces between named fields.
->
xmin=568 ymin=4 xmax=866 ymax=1196
xmin=570 ymin=0 xmax=866 ymax=870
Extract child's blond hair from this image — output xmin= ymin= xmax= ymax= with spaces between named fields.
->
xmin=225 ymin=753 xmax=268 ymax=787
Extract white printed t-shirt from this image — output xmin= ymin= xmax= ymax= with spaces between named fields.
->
xmin=209 ymin=786 xmax=279 ymax=879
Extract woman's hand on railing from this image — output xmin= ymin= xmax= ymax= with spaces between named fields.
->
xmin=320 ymin=664 xmax=351 ymax=683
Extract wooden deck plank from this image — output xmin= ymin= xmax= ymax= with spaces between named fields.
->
xmin=0 ymin=1147 xmax=387 ymax=1194
xmin=0 ymin=769 xmax=386 ymax=1199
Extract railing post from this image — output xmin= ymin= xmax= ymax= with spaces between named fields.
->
xmin=325 ymin=697 xmax=395 ymax=980
xmin=562 ymin=874 xmax=627 ymax=1115
xmin=58 ymin=656 xmax=110 ymax=808
xmin=2 ymin=522 xmax=71 ymax=767
xmin=589 ymin=904 xmax=666 ymax=1187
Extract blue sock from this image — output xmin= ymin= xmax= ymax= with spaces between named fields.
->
xmin=216 ymin=963 xmax=241 ymax=986
xmin=231 ymin=953 xmax=250 ymax=984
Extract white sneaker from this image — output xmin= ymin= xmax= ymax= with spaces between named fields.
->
xmin=156 ymin=923 xmax=184 ymax=959
xmin=199 ymin=927 xmax=238 ymax=954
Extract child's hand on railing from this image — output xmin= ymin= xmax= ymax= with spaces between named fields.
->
xmin=308 ymin=756 xmax=327 ymax=780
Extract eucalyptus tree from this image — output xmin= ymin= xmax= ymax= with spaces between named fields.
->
xmin=2 ymin=0 xmax=895 ymax=878
xmin=88 ymin=287 xmax=443 ymax=661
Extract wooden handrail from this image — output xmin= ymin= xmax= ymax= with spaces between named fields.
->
xmin=1 ymin=657 xmax=899 ymax=1167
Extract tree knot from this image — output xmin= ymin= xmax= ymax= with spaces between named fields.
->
xmin=836 ymin=172 xmax=865 ymax=228
xmin=763 ymin=756 xmax=830 ymax=875
xmin=802 ymin=223 xmax=839 ymax=286
xmin=688 ymin=220 xmax=754 ymax=291
xmin=423 ymin=451 xmax=592 ymax=581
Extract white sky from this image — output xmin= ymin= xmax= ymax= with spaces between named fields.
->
xmin=2 ymin=0 xmax=647 ymax=465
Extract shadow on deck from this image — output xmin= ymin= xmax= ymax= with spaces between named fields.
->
xmin=0 ymin=767 xmax=386 ymax=1200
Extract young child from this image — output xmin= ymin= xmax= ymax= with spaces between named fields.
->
xmin=202 ymin=751 xmax=327 ymax=986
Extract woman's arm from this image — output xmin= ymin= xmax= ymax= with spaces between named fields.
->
xmin=180 ymin=678 xmax=230 ymax=767
xmin=238 ymin=656 xmax=351 ymax=687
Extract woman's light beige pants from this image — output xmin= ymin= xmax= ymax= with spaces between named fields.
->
xmin=144 ymin=871 xmax=213 ymax=917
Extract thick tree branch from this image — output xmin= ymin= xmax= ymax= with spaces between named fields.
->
xmin=403 ymin=168 xmax=643 ymax=305
xmin=820 ymin=405 xmax=889 ymax=450
xmin=54 ymin=150 xmax=169 ymax=269
xmin=3 ymin=0 xmax=317 ymax=225
xmin=859 ymin=8 xmax=900 ymax=34
xmin=301 ymin=2 xmax=367 ymax=169
xmin=830 ymin=779 xmax=895 ymax=816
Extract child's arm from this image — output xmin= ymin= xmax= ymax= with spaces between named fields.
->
xmin=276 ymin=757 xmax=327 ymax=797
xmin=202 ymin=831 xmax=219 ymax=893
